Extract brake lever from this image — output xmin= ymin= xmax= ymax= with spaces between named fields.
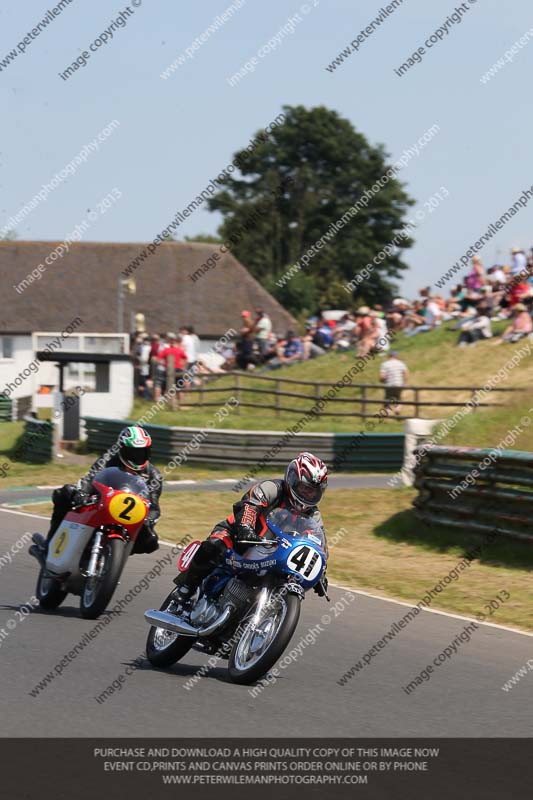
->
xmin=72 ymin=494 xmax=99 ymax=510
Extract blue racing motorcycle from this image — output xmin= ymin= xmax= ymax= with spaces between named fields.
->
xmin=144 ymin=508 xmax=329 ymax=684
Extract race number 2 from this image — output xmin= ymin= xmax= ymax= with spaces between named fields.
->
xmin=287 ymin=545 xmax=323 ymax=581
xmin=118 ymin=496 xmax=136 ymax=521
xmin=108 ymin=493 xmax=146 ymax=525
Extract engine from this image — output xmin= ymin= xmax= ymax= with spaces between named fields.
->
xmin=189 ymin=596 xmax=220 ymax=627
xmin=221 ymin=578 xmax=255 ymax=612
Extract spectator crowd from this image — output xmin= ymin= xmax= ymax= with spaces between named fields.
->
xmin=130 ymin=245 xmax=533 ymax=402
xmin=386 ymin=245 xmax=533 ymax=347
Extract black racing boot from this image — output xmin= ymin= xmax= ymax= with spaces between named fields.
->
xmin=172 ymin=538 xmax=226 ymax=603
xmin=172 ymin=570 xmax=205 ymax=611
xmin=31 ymin=516 xmax=62 ymax=562
xmin=132 ymin=526 xmax=159 ymax=554
xmin=173 ymin=560 xmax=209 ymax=600
xmin=29 ymin=534 xmax=48 ymax=566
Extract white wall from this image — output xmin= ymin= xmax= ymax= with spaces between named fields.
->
xmin=1 ymin=332 xmax=131 ymax=408
xmin=79 ymin=361 xmax=133 ymax=438
xmin=0 ymin=333 xmax=133 ymax=439
xmin=0 ymin=335 xmax=35 ymax=399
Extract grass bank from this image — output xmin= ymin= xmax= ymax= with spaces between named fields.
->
xmin=124 ymin=322 xmax=530 ymax=433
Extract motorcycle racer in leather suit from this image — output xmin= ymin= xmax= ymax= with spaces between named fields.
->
xmin=176 ymin=452 xmax=329 ymax=600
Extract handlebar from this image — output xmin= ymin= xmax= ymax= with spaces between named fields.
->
xmin=72 ymin=493 xmax=99 ymax=510
xmin=239 ymin=537 xmax=279 ymax=546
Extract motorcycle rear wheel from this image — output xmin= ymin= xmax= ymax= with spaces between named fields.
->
xmin=80 ymin=538 xmax=126 ymax=619
xmin=228 ymin=591 xmax=301 ymax=685
xmin=146 ymin=591 xmax=195 ymax=668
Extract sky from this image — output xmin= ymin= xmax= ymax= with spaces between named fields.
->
xmin=1 ymin=0 xmax=532 ymax=299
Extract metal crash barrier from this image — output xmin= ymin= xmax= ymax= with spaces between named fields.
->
xmin=83 ymin=416 xmax=405 ymax=472
xmin=413 ymin=444 xmax=533 ymax=543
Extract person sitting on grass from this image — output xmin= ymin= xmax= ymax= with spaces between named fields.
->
xmin=495 ymin=303 xmax=533 ymax=344
xmin=355 ymin=307 xmax=380 ymax=356
xmin=370 ymin=310 xmax=389 ymax=355
xmin=302 ymin=325 xmax=327 ymax=359
xmin=405 ymin=296 xmax=442 ymax=337
xmin=316 ymin=317 xmax=334 ymax=350
xmin=262 ymin=330 xmax=304 ymax=370
xmin=279 ymin=330 xmax=304 ymax=365
xmin=457 ymin=306 xmax=492 ymax=346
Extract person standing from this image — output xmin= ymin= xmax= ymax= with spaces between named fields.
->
xmin=236 ymin=310 xmax=257 ymax=370
xmin=379 ymin=351 xmax=409 ymax=416
xmin=149 ymin=333 xmax=162 ymax=360
xmin=156 ymin=333 xmax=187 ymax=401
xmin=136 ymin=334 xmax=152 ymax=398
xmin=254 ymin=308 xmax=272 ymax=360
xmin=180 ymin=325 xmax=200 ymax=370
xmin=511 ymin=246 xmax=528 ymax=278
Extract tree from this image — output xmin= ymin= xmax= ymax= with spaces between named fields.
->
xmin=183 ymin=233 xmax=223 ymax=244
xmin=206 ymin=105 xmax=414 ymax=313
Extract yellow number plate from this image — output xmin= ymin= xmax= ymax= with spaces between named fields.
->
xmin=108 ymin=493 xmax=147 ymax=525
xmin=52 ymin=528 xmax=69 ymax=558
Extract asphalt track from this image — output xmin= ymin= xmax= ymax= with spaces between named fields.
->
xmin=0 ymin=506 xmax=531 ymax=737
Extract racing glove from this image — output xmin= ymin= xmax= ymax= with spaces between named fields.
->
xmin=72 ymin=489 xmax=89 ymax=507
xmin=236 ymin=523 xmax=263 ymax=544
xmin=314 ymin=575 xmax=329 ymax=597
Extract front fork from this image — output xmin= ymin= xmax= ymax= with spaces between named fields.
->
xmin=249 ymin=587 xmax=270 ymax=631
xmin=86 ymin=530 xmax=103 ymax=578
xmin=249 ymin=581 xmax=303 ymax=630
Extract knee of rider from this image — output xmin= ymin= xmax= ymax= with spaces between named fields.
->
xmin=196 ymin=539 xmax=219 ymax=565
xmin=200 ymin=538 xmax=227 ymax=564
xmin=52 ymin=486 xmax=64 ymax=504
xmin=64 ymin=484 xmax=78 ymax=501
xmin=53 ymin=486 xmax=70 ymax=510
xmin=211 ymin=538 xmax=228 ymax=560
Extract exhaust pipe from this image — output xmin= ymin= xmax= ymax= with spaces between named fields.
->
xmin=144 ymin=610 xmax=198 ymax=637
xmin=144 ymin=605 xmax=233 ymax=638
xmin=198 ymin=605 xmax=233 ymax=637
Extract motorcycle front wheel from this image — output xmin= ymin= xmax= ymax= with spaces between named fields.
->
xmin=80 ymin=538 xmax=126 ymax=619
xmin=36 ymin=567 xmax=67 ymax=610
xmin=228 ymin=591 xmax=301 ymax=685
xmin=146 ymin=590 xmax=195 ymax=667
